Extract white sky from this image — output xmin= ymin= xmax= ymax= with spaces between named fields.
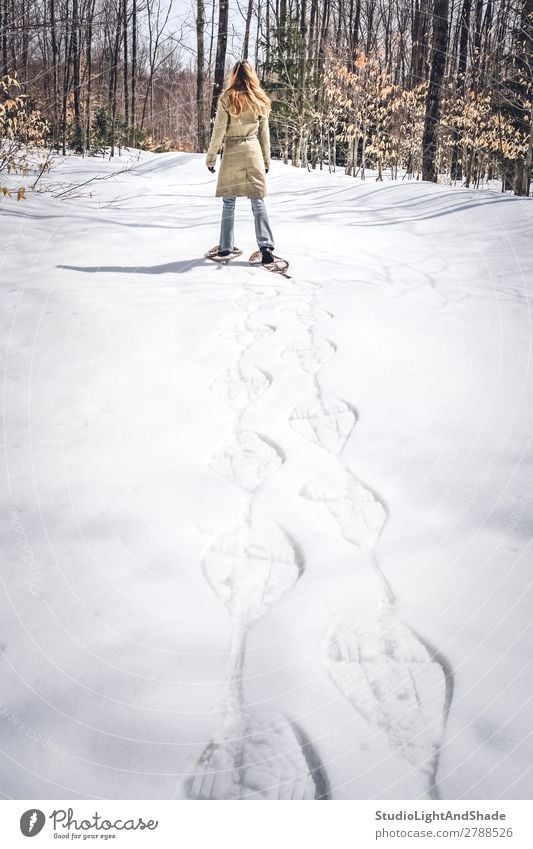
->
xmin=161 ymin=0 xmax=252 ymax=68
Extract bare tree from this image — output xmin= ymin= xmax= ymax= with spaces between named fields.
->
xmin=243 ymin=0 xmax=254 ymax=57
xmin=450 ymin=0 xmax=471 ymax=181
xmin=131 ymin=0 xmax=137 ymax=145
xmin=196 ymin=0 xmax=207 ymax=150
xmin=422 ymin=0 xmax=449 ymax=181
xmin=211 ymin=0 xmax=229 ymax=120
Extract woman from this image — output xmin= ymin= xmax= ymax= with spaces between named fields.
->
xmin=206 ymin=59 xmax=275 ymax=264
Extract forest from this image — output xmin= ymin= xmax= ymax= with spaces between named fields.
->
xmin=0 ymin=0 xmax=532 ymax=194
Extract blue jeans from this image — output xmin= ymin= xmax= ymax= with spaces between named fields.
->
xmin=219 ymin=197 xmax=274 ymax=252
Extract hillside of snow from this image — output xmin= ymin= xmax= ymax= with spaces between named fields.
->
xmin=0 ymin=150 xmax=532 ymax=800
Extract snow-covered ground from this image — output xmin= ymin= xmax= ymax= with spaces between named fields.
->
xmin=0 ymin=151 xmax=532 ymax=800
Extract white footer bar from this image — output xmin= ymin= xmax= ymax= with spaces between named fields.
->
xmin=1 ymin=800 xmax=530 ymax=848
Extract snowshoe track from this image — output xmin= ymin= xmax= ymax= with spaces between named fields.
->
xmin=190 ymin=254 xmax=452 ymax=799
xmin=211 ymin=363 xmax=271 ymax=411
xmin=282 ymin=336 xmax=336 ymax=374
xmin=283 ymin=304 xmax=333 ymax=327
xmin=203 ymin=519 xmax=301 ymax=622
xmin=209 ymin=431 xmax=283 ymax=491
xmin=290 ymin=398 xmax=357 ymax=454
xmin=220 ymin=320 xmax=275 ymax=347
xmin=301 ymin=469 xmax=387 ymax=550
xmin=324 ymin=615 xmax=447 ymax=785
xmin=189 ymin=269 xmax=328 ymax=799
xmin=188 ymin=711 xmax=328 ymax=800
xmin=286 ymin=275 xmax=451 ymax=798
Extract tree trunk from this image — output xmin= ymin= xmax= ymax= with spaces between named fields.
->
xmin=450 ymin=0 xmax=471 ymax=181
xmin=196 ymin=0 xmax=207 ymax=151
xmin=61 ymin=0 xmax=72 ymax=155
xmin=8 ymin=0 xmax=15 ymax=72
xmin=520 ymin=101 xmax=533 ymax=196
xmin=1 ymin=0 xmax=8 ymax=77
xmin=254 ymin=0 xmax=262 ymax=67
xmin=513 ymin=0 xmax=533 ymax=195
xmin=298 ymin=0 xmax=307 ymax=145
xmin=50 ymin=0 xmax=59 ymax=143
xmin=410 ymin=0 xmax=430 ymax=88
xmin=422 ymin=0 xmax=449 ymax=182
xmin=210 ymin=0 xmax=229 ymax=121
xmin=123 ymin=0 xmax=129 ymax=131
xmin=110 ymin=13 xmax=121 ymax=156
xmin=350 ymin=0 xmax=361 ymax=68
xmin=85 ymin=0 xmax=95 ymax=153
xmin=243 ymin=0 xmax=254 ymax=58
xmin=131 ymin=0 xmax=137 ymax=145
xmin=71 ymin=0 xmax=82 ymax=151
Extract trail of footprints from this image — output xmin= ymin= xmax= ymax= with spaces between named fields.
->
xmin=189 ymin=281 xmax=327 ymax=799
xmin=188 ymin=272 xmax=451 ymax=800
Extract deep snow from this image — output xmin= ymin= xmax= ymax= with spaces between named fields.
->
xmin=0 ymin=150 xmax=532 ymax=800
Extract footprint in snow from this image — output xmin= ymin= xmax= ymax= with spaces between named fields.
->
xmin=290 ymin=397 xmax=357 ymax=454
xmin=282 ymin=336 xmax=336 ymax=374
xmin=301 ymin=468 xmax=387 ymax=551
xmin=236 ymin=287 xmax=281 ymax=313
xmin=187 ymin=711 xmax=329 ymax=800
xmin=211 ymin=363 xmax=271 ymax=411
xmin=203 ymin=518 xmax=301 ymax=622
xmin=283 ymin=305 xmax=333 ymax=328
xmin=209 ymin=431 xmax=283 ymax=491
xmin=220 ymin=320 xmax=276 ymax=346
xmin=324 ymin=613 xmax=448 ymax=787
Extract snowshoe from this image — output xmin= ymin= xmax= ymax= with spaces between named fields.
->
xmin=205 ymin=245 xmax=242 ymax=265
xmin=249 ymin=249 xmax=291 ymax=278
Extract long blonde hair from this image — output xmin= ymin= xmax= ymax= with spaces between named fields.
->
xmin=223 ymin=60 xmax=271 ymax=118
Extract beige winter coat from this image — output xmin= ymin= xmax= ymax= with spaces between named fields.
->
xmin=206 ymin=93 xmax=270 ymax=198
